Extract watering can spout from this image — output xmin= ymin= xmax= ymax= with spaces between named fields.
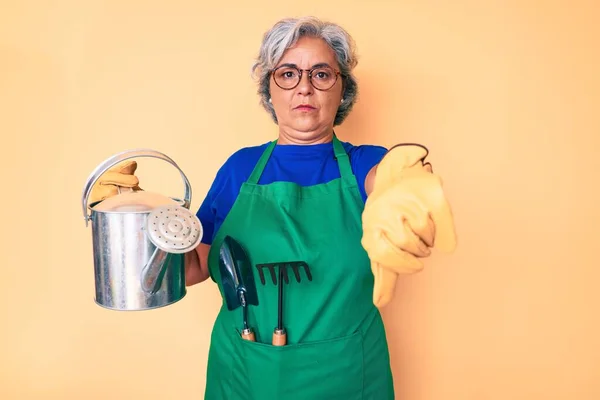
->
xmin=140 ymin=249 xmax=170 ymax=294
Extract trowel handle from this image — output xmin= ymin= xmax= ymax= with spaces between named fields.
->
xmin=272 ymin=329 xmax=287 ymax=346
xmin=82 ymin=148 xmax=193 ymax=225
xmin=241 ymin=329 xmax=256 ymax=342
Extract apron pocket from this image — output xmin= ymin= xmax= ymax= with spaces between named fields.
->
xmin=230 ymin=330 xmax=365 ymax=400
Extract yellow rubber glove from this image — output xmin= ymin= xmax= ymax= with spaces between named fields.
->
xmin=361 ymin=143 xmax=457 ymax=308
xmin=88 ymin=160 xmax=142 ymax=206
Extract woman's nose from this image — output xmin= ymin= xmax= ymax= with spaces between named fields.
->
xmin=296 ymin=72 xmax=313 ymax=95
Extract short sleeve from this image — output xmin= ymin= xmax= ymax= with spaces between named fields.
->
xmin=195 ymin=188 xmax=216 ymax=245
xmin=347 ymin=144 xmax=388 ymax=202
xmin=194 ymin=145 xmax=264 ymax=245
xmin=195 ymin=164 xmax=229 ymax=245
xmin=196 ymin=195 xmax=215 ymax=245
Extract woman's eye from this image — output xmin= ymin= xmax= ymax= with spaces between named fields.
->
xmin=278 ymin=70 xmax=297 ymax=80
xmin=313 ymin=70 xmax=330 ymax=80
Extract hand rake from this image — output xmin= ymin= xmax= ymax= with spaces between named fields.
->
xmin=255 ymin=261 xmax=312 ymax=346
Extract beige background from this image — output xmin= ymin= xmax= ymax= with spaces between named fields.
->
xmin=1 ymin=0 xmax=599 ymax=399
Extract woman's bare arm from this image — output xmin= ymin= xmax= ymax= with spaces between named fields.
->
xmin=184 ymin=243 xmax=211 ymax=286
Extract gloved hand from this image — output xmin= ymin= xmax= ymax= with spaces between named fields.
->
xmin=88 ymin=160 xmax=142 ymax=206
xmin=361 ymin=143 xmax=457 ymax=308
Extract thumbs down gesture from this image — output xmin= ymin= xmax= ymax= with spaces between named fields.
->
xmin=361 ymin=143 xmax=457 ymax=308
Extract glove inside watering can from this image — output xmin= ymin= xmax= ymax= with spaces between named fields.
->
xmin=88 ymin=160 xmax=143 ymax=206
xmin=87 ymin=158 xmax=186 ymax=216
xmin=361 ymin=143 xmax=457 ymax=309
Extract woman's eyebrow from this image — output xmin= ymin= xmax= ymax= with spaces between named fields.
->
xmin=274 ymin=62 xmax=333 ymax=70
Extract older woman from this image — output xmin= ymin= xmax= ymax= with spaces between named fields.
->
xmin=91 ymin=16 xmax=456 ymax=400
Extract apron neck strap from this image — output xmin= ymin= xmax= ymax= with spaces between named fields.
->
xmin=247 ymin=133 xmax=353 ymax=184
xmin=332 ymin=134 xmax=353 ymax=179
xmin=247 ymin=140 xmax=276 ymax=184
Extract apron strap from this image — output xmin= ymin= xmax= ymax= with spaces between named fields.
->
xmin=247 ymin=140 xmax=277 ymax=184
xmin=247 ymin=133 xmax=354 ymax=184
xmin=331 ymin=134 xmax=353 ymax=179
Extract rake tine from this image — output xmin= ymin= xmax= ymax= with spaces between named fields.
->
xmin=289 ymin=263 xmax=301 ymax=283
xmin=299 ymin=261 xmax=312 ymax=281
xmin=267 ymin=265 xmax=277 ymax=284
xmin=256 ymin=265 xmax=266 ymax=285
xmin=256 ymin=262 xmax=312 ymax=285
xmin=256 ymin=263 xmax=278 ymax=285
xmin=281 ymin=266 xmax=290 ymax=284
xmin=285 ymin=262 xmax=312 ymax=283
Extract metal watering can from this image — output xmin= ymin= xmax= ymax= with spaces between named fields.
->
xmin=81 ymin=149 xmax=203 ymax=311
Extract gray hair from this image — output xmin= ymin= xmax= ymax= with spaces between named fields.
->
xmin=251 ymin=16 xmax=359 ymax=126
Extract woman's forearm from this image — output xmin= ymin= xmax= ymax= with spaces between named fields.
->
xmin=184 ymin=243 xmax=211 ymax=286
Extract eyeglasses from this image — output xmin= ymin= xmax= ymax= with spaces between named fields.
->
xmin=271 ymin=64 xmax=341 ymax=91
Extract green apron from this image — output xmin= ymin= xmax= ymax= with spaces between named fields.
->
xmin=204 ymin=136 xmax=394 ymax=400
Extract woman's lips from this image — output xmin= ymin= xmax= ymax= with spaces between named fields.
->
xmin=294 ymin=105 xmax=316 ymax=111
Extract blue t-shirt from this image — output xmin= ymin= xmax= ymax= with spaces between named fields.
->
xmin=195 ymin=140 xmax=388 ymax=245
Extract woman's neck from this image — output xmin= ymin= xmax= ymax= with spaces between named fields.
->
xmin=277 ymin=127 xmax=334 ymax=145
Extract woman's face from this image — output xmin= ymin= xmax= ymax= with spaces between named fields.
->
xmin=269 ymin=36 xmax=344 ymax=144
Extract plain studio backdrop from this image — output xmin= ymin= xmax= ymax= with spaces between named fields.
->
xmin=1 ymin=1 xmax=599 ymax=399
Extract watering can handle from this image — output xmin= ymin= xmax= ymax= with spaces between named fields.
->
xmin=81 ymin=148 xmax=193 ymax=225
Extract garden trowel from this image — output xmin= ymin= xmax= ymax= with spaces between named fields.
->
xmin=218 ymin=235 xmax=259 ymax=341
